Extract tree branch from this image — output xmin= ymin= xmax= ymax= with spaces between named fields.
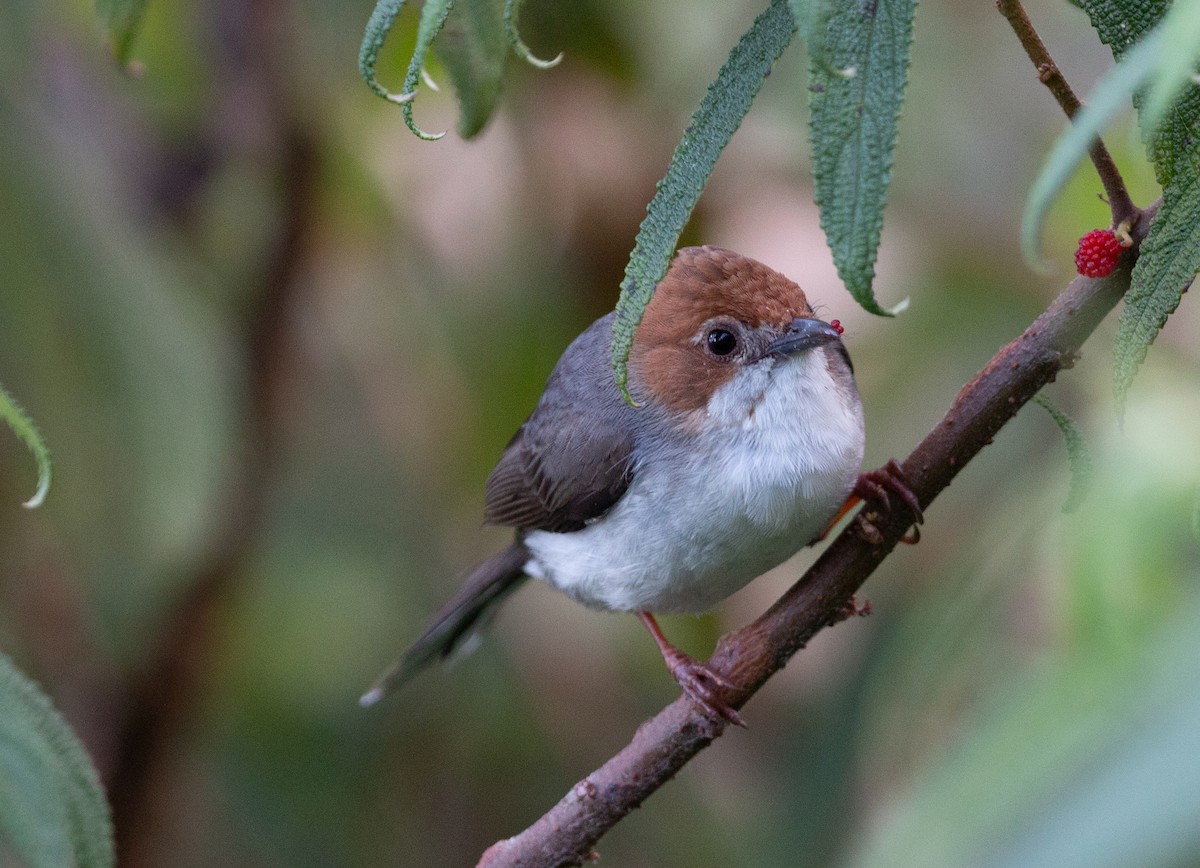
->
xmin=995 ymin=0 xmax=1138 ymax=226
xmin=479 ymin=201 xmax=1158 ymax=866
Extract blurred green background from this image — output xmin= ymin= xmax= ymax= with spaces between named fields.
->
xmin=2 ymin=0 xmax=1199 ymax=865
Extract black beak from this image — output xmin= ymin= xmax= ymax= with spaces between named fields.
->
xmin=763 ymin=318 xmax=842 ymax=357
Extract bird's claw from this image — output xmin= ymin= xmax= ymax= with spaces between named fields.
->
xmin=662 ymin=648 xmax=746 ymax=728
xmin=853 ymin=459 xmax=923 ymax=544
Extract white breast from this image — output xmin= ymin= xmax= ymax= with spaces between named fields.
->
xmin=522 ymin=349 xmax=865 ymax=614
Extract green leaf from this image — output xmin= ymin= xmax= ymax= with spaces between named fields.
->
xmin=1079 ymin=0 xmax=1200 ymax=187
xmin=1020 ymin=24 xmax=1165 ymax=264
xmin=807 ymin=0 xmax=916 ymax=317
xmin=610 ymin=0 xmax=798 ymax=402
xmin=0 ymin=653 xmax=114 ymax=868
xmin=358 ymin=0 xmax=413 ymax=103
xmin=1069 ymin=1 xmax=1200 ymax=411
xmin=789 ymin=0 xmax=834 ymax=46
xmin=1078 ymin=0 xmax=1168 ymax=57
xmin=0 ymin=381 xmax=51 ymax=508
xmin=1033 ymin=395 xmax=1094 ymax=514
xmin=1113 ymin=170 xmax=1200 ymax=412
xmin=1023 ymin=0 xmax=1200 ymax=262
xmin=94 ymin=0 xmax=148 ymax=66
xmin=358 ymin=0 xmax=453 ymax=139
xmin=359 ymin=0 xmax=517 ymax=140
xmin=503 ymin=0 xmax=562 ymax=69
xmin=1139 ymin=0 xmax=1200 ymax=133
xmin=400 ymin=0 xmax=455 ymax=140
xmin=434 ymin=0 xmax=509 ymax=139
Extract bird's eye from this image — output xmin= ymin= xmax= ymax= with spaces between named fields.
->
xmin=706 ymin=328 xmax=737 ymax=356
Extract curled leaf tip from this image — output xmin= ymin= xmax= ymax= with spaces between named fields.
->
xmin=0 ymin=384 xmax=52 ymax=509
xmin=386 ymin=90 xmax=419 ymax=105
xmin=504 ymin=0 xmax=564 ymax=70
xmin=411 ymin=124 xmax=448 ymax=141
xmin=522 ymin=50 xmax=564 ymax=70
xmin=420 ymin=68 xmax=441 ymax=92
xmin=22 ymin=475 xmax=49 ymax=510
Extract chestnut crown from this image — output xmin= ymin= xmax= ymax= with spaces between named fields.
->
xmin=628 ymin=246 xmax=830 ymax=414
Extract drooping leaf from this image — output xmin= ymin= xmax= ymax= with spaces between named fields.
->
xmin=807 ymin=0 xmax=916 ymax=316
xmin=94 ymin=0 xmax=148 ymax=66
xmin=789 ymin=0 xmax=835 ymax=55
xmin=358 ymin=0 xmax=414 ymax=104
xmin=1033 ymin=395 xmax=1094 ymax=514
xmin=398 ymin=0 xmax=455 ymax=140
xmin=0 ymin=381 xmax=51 ymax=508
xmin=1069 ymin=1 xmax=1200 ymax=410
xmin=503 ymin=0 xmax=562 ymax=69
xmin=1078 ymin=0 xmax=1200 ymax=186
xmin=358 ymin=0 xmax=455 ymax=139
xmin=1020 ymin=24 xmax=1165 ymax=264
xmin=434 ymin=0 xmax=509 ymax=139
xmin=610 ymin=0 xmax=798 ymax=402
xmin=1139 ymin=0 xmax=1200 ymax=133
xmin=1113 ymin=170 xmax=1200 ymax=412
xmin=0 ymin=653 xmax=114 ymax=868
xmin=1024 ymin=0 xmax=1200 ymax=261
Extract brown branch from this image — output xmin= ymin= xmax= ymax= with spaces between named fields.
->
xmin=995 ymin=0 xmax=1138 ymax=226
xmin=479 ymin=202 xmax=1158 ymax=866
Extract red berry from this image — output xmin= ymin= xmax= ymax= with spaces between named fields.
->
xmin=1074 ymin=229 xmax=1122 ymax=278
xmin=830 ymin=319 xmax=844 ymax=335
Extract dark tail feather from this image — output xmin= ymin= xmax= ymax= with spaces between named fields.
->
xmin=360 ymin=543 xmax=529 ymax=706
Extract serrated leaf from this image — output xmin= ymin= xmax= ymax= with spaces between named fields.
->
xmin=1020 ymin=24 xmax=1165 ymax=264
xmin=1079 ymin=0 xmax=1200 ymax=187
xmin=503 ymin=0 xmax=562 ymax=69
xmin=0 ymin=653 xmax=114 ymax=868
xmin=359 ymin=0 xmax=412 ymax=102
xmin=94 ymin=0 xmax=148 ymax=66
xmin=807 ymin=0 xmax=916 ymax=317
xmin=1113 ymin=169 xmax=1200 ymax=413
xmin=0 ymin=381 xmax=51 ymax=508
xmin=788 ymin=0 xmax=833 ymax=45
xmin=610 ymin=0 xmax=798 ymax=402
xmin=1139 ymin=0 xmax=1200 ymax=132
xmin=434 ymin=0 xmax=509 ymax=139
xmin=1033 ymin=395 xmax=1094 ymax=514
xmin=358 ymin=0 xmax=455 ymax=140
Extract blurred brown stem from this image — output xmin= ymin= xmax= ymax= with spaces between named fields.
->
xmin=103 ymin=3 xmax=319 ymax=863
xmin=478 ymin=192 xmax=1157 ymax=864
xmin=995 ymin=0 xmax=1137 ymax=227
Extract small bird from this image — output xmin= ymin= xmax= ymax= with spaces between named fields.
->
xmin=363 ymin=245 xmax=918 ymax=723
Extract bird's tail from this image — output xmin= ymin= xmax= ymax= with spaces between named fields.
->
xmin=360 ymin=543 xmax=529 ymax=706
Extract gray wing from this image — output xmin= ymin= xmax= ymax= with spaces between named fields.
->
xmin=484 ymin=313 xmax=639 ymax=533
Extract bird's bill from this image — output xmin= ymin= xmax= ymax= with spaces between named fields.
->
xmin=763 ymin=318 xmax=843 ymax=357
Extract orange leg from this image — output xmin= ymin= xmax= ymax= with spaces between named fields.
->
xmin=816 ymin=459 xmax=924 ymax=546
xmin=637 ymin=612 xmax=746 ymax=728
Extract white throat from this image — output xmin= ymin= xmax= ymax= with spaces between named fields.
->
xmin=522 ymin=349 xmax=865 ymax=614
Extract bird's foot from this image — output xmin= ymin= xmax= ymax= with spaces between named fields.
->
xmin=637 ymin=611 xmax=746 ymax=728
xmin=853 ymin=459 xmax=924 ymax=545
xmin=660 ymin=646 xmax=747 ymax=728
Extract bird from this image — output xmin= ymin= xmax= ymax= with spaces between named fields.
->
xmin=362 ymin=245 xmax=920 ymax=724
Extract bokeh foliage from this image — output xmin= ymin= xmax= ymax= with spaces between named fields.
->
xmin=1 ymin=0 xmax=1198 ymax=865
